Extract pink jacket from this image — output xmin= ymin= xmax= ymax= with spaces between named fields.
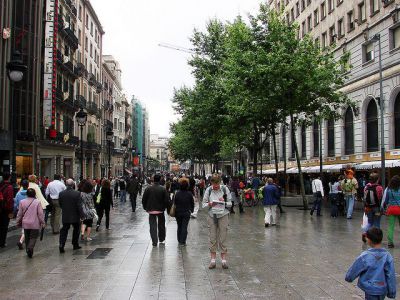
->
xmin=16 ymin=198 xmax=45 ymax=230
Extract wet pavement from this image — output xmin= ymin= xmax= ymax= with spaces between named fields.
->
xmin=1 ymin=196 xmax=400 ymax=300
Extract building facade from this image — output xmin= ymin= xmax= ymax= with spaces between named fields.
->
xmin=264 ymin=1 xmax=400 ymax=174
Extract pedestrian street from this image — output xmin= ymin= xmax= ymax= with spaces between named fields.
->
xmin=1 ymin=199 xmax=400 ymax=300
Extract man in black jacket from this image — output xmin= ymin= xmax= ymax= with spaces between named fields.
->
xmin=142 ymin=174 xmax=170 ymax=247
xmin=59 ymin=179 xmax=82 ymax=253
xmin=127 ymin=175 xmax=140 ymax=212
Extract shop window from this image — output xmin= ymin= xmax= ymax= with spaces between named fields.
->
xmin=366 ymin=100 xmax=379 ymax=152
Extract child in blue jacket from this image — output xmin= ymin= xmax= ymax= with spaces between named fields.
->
xmin=345 ymin=227 xmax=396 ymax=299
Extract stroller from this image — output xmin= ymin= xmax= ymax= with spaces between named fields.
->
xmin=330 ymin=192 xmax=345 ymax=217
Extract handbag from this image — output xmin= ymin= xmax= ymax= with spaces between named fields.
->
xmin=386 ymin=205 xmax=400 ymax=216
xmin=169 ymin=194 xmax=176 ymax=217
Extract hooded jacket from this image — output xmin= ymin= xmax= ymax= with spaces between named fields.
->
xmin=345 ymin=248 xmax=396 ymax=298
xmin=14 ymin=189 xmax=28 ymax=214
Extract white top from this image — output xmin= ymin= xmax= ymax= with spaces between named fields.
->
xmin=330 ymin=182 xmax=341 ymax=194
xmin=202 ymin=185 xmax=232 ymax=218
xmin=311 ymin=179 xmax=324 ymax=197
xmin=45 ymin=180 xmax=66 ymax=199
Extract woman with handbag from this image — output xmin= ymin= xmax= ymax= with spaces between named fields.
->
xmin=96 ymin=179 xmax=113 ymax=231
xmin=79 ymin=180 xmax=95 ymax=241
xmin=16 ymin=188 xmax=45 ymax=258
xmin=173 ymin=178 xmax=194 ymax=246
xmin=382 ymin=175 xmax=400 ymax=248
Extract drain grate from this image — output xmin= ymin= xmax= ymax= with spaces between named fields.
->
xmin=86 ymin=248 xmax=113 ymax=259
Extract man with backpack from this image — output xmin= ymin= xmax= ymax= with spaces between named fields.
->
xmin=362 ymin=172 xmax=383 ymax=243
xmin=341 ymin=175 xmax=359 ymax=219
xmin=0 ymin=173 xmax=15 ymax=247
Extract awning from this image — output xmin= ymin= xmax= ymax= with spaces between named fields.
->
xmin=354 ymin=159 xmax=400 ymax=170
xmin=258 ymin=168 xmax=284 ymax=175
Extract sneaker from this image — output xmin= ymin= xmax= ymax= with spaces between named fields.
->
xmin=159 ymin=240 xmax=165 ymax=244
xmin=222 ymin=261 xmax=229 ymax=269
xmin=208 ymin=260 xmax=216 ymax=269
xmin=86 ymin=237 xmax=93 ymax=241
xmin=17 ymin=242 xmax=23 ymax=250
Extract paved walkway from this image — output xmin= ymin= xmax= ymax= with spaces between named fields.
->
xmin=1 ymin=197 xmax=400 ymax=299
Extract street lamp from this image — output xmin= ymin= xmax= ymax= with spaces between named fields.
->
xmin=6 ymin=51 xmax=27 ymax=188
xmin=106 ymin=128 xmax=113 ymax=179
xmin=76 ymin=108 xmax=87 ymax=181
xmin=121 ymin=139 xmax=129 ymax=177
xmin=370 ymin=33 xmax=385 ymax=187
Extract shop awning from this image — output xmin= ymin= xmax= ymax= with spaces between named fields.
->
xmin=258 ymin=168 xmax=284 ymax=175
xmin=354 ymin=159 xmax=400 ymax=170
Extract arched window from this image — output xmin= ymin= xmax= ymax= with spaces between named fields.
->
xmin=327 ymin=119 xmax=335 ymax=157
xmin=366 ymin=100 xmax=378 ymax=152
xmin=395 ymin=93 xmax=400 ymax=148
xmin=281 ymin=126 xmax=286 ymax=161
xmin=313 ymin=120 xmax=319 ymax=157
xmin=344 ymin=107 xmax=354 ymax=155
xmin=301 ymin=123 xmax=306 ymax=158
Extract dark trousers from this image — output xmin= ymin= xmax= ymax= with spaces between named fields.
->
xmin=97 ymin=207 xmax=110 ymax=229
xmin=365 ymin=293 xmax=385 ymax=300
xmin=0 ymin=213 xmax=10 ymax=246
xmin=311 ymin=194 xmax=322 ymax=215
xmin=130 ymin=193 xmax=138 ymax=211
xmin=59 ymin=222 xmax=80 ymax=247
xmin=176 ymin=214 xmax=190 ymax=244
xmin=24 ymin=229 xmax=39 ymax=251
xmin=149 ymin=213 xmax=166 ymax=245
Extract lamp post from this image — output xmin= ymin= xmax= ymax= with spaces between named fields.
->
xmin=370 ymin=33 xmax=385 ymax=187
xmin=106 ymin=128 xmax=113 ymax=179
xmin=6 ymin=51 xmax=27 ymax=186
xmin=76 ymin=108 xmax=87 ymax=181
xmin=121 ymin=139 xmax=128 ymax=177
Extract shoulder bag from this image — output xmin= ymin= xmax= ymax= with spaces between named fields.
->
xmin=386 ymin=190 xmax=400 ymax=216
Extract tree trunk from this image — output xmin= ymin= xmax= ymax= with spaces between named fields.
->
xmin=290 ymin=113 xmax=308 ymax=210
xmin=272 ymin=129 xmax=279 ymax=176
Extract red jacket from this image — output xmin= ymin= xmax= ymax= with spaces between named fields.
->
xmin=0 ymin=181 xmax=14 ymax=214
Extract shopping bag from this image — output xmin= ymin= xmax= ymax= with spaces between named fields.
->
xmin=361 ymin=213 xmax=368 ymax=231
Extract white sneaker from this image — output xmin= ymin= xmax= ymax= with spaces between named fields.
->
xmin=86 ymin=237 xmax=93 ymax=241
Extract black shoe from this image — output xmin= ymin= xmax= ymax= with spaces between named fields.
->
xmin=73 ymin=245 xmax=82 ymax=250
xmin=265 ymin=223 xmax=269 ymax=227
xmin=27 ymin=249 xmax=33 ymax=258
xmin=96 ymin=225 xmax=100 ymax=232
xmin=388 ymin=243 xmax=394 ymax=248
xmin=59 ymin=247 xmax=65 ymax=253
xmin=17 ymin=242 xmax=23 ymax=250
xmin=310 ymin=209 xmax=314 ymax=216
xmin=0 ymin=244 xmax=6 ymax=248
xmin=152 ymin=243 xmax=157 ymax=247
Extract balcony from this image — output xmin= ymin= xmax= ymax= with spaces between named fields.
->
xmin=105 ymin=120 xmax=113 ymax=130
xmin=96 ymin=82 xmax=103 ymax=94
xmin=86 ymin=142 xmax=102 ymax=152
xmin=71 ymin=5 xmax=77 ymax=17
xmin=113 ymin=148 xmax=125 ymax=155
xmin=58 ymin=15 xmax=65 ymax=33
xmin=63 ymin=60 xmax=77 ymax=78
xmin=76 ymin=95 xmax=87 ymax=108
xmin=87 ymin=101 xmax=98 ymax=115
xmin=88 ymin=73 xmax=96 ymax=86
xmin=64 ymin=28 xmax=79 ymax=50
xmin=74 ymin=62 xmax=87 ymax=78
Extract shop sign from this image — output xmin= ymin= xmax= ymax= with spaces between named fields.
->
xmin=355 ymin=155 xmax=364 ymax=160
xmin=341 ymin=156 xmax=350 ymax=160
xmin=370 ymin=153 xmax=380 ymax=158
xmin=390 ymin=151 xmax=400 ymax=156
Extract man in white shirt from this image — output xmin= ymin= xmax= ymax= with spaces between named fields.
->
xmin=310 ymin=175 xmax=324 ymax=217
xmin=45 ymin=174 xmax=66 ymax=233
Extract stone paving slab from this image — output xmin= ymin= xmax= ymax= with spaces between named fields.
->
xmin=1 ymin=196 xmax=400 ymax=299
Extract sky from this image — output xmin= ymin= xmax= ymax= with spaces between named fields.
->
xmin=92 ymin=0 xmax=261 ymax=136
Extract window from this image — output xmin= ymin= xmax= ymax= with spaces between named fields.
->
xmin=313 ymin=120 xmax=319 ymax=157
xmin=302 ymin=21 xmax=306 ymax=37
xmin=90 ymin=22 xmax=93 ymax=35
xmin=338 ymin=18 xmax=344 ymax=38
xmin=322 ymin=32 xmax=327 ymax=49
xmin=78 ymin=29 xmax=81 ymax=44
xmin=390 ymin=26 xmax=400 ymax=50
xmin=78 ymin=5 xmax=82 ymax=20
xmin=301 ymin=0 xmax=305 ymax=12
xmin=366 ymin=100 xmax=379 ymax=152
xmin=307 ymin=0 xmax=311 ymax=5
xmin=344 ymin=107 xmax=354 ymax=155
xmin=358 ymin=1 xmax=366 ymax=22
xmin=85 ymin=37 xmax=88 ymax=51
xmin=307 ymin=15 xmax=312 ymax=32
xmin=328 ymin=0 xmax=334 ymax=13
xmin=286 ymin=13 xmax=290 ymax=25
xmin=347 ymin=10 xmax=355 ymax=32
xmin=301 ymin=124 xmax=307 ymax=158
xmin=90 ymin=43 xmax=93 ymax=57
xmin=56 ymin=113 xmax=61 ymax=132
xmin=95 ymin=29 xmax=98 ymax=41
xmin=86 ymin=14 xmax=88 ymax=28
xmin=291 ymin=7 xmax=295 ymax=22
xmin=296 ymin=2 xmax=300 ymax=17
xmin=321 ymin=2 xmax=326 ymax=20
xmin=394 ymin=93 xmax=400 ymax=148
xmin=329 ymin=25 xmax=336 ymax=45
xmin=315 ymin=37 xmax=320 ymax=48
xmin=363 ymin=42 xmax=375 ymax=63
xmin=314 ymin=9 xmax=319 ymax=26
xmin=327 ymin=119 xmax=335 ymax=157
xmin=63 ymin=78 xmax=68 ymax=92
xmin=370 ymin=0 xmax=379 ymax=15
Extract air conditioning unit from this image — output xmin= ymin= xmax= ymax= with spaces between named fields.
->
xmin=63 ymin=56 xmax=70 ymax=63
xmin=63 ymin=92 xmax=69 ymax=100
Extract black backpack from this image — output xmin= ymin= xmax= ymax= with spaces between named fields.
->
xmin=364 ymin=184 xmax=379 ymax=207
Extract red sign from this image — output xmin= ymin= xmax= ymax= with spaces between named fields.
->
xmin=133 ymin=157 xmax=140 ymax=166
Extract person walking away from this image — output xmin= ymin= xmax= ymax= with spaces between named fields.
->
xmin=262 ymin=178 xmax=280 ymax=227
xmin=345 ymin=227 xmax=396 ymax=299
xmin=274 ymin=180 xmax=285 ymax=214
xmin=361 ymin=172 xmax=384 ymax=243
xmin=310 ymin=175 xmax=324 ymax=216
xmin=0 ymin=173 xmax=15 ymax=248
xmin=329 ymin=177 xmax=341 ymax=218
xmin=45 ymin=174 xmax=66 ymax=234
xmin=230 ymin=176 xmax=243 ymax=214
xmin=341 ymin=175 xmax=359 ymax=219
xmin=27 ymin=175 xmax=48 ymax=214
xmin=79 ymin=180 xmax=95 ymax=241
xmin=113 ymin=178 xmax=119 ymax=199
xmin=174 ymin=178 xmax=194 ymax=246
xmin=96 ymin=179 xmax=113 ymax=231
xmin=142 ymin=174 xmax=170 ymax=247
xmin=14 ymin=180 xmax=29 ymax=249
xmin=202 ymin=174 xmax=232 ymax=269
xmin=251 ymin=175 xmax=261 ymax=200
xmin=119 ymin=177 xmax=127 ymax=203
xmin=127 ymin=175 xmax=140 ymax=212
xmin=58 ymin=179 xmax=83 ymax=253
xmin=381 ymin=175 xmax=400 ymax=248
xmin=15 ymin=188 xmax=45 ymax=258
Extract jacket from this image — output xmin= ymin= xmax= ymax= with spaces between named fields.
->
xmin=0 ymin=181 xmax=14 ymax=214
xmin=174 ymin=190 xmax=194 ymax=216
xmin=99 ymin=187 xmax=113 ymax=209
xmin=345 ymin=248 xmax=396 ymax=298
xmin=14 ymin=189 xmax=28 ymax=215
xmin=127 ymin=178 xmax=140 ymax=195
xmin=81 ymin=192 xmax=95 ymax=220
xmin=142 ymin=183 xmax=170 ymax=212
xmin=58 ymin=187 xmax=82 ymax=223
xmin=262 ymin=184 xmax=280 ymax=206
xmin=341 ymin=178 xmax=359 ymax=195
xmin=16 ymin=198 xmax=45 ymax=230
xmin=382 ymin=188 xmax=400 ymax=208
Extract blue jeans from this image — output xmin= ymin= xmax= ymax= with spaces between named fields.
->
xmin=120 ymin=190 xmax=126 ymax=203
xmin=365 ymin=293 xmax=385 ymax=300
xmin=311 ymin=193 xmax=322 ymax=215
xmin=364 ymin=209 xmax=381 ymax=232
xmin=345 ymin=194 xmax=355 ymax=218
